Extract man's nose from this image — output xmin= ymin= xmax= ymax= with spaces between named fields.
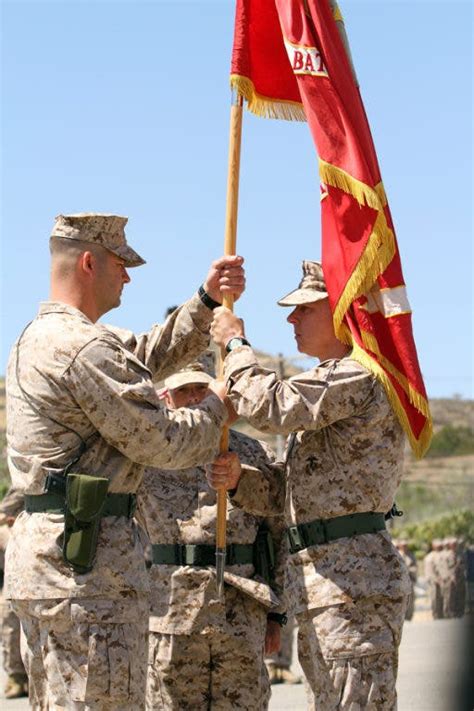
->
xmin=287 ymin=308 xmax=298 ymax=324
xmin=122 ymin=267 xmax=131 ymax=284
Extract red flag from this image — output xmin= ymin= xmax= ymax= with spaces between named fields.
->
xmin=231 ymin=0 xmax=432 ymax=457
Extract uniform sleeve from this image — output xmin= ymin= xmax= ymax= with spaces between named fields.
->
xmin=229 ymin=431 xmax=285 ymax=517
xmin=223 ymin=347 xmax=376 ymax=435
xmin=0 ymin=487 xmax=24 ymax=519
xmin=64 ymin=337 xmax=227 ymax=469
xmin=104 ymin=292 xmax=213 ymax=381
xmin=135 ymin=472 xmax=153 ymax=540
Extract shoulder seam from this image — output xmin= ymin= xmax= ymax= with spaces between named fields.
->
xmin=61 ymin=335 xmax=119 ymax=376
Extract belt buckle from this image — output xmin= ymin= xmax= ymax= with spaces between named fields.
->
xmin=287 ymin=525 xmax=305 ymax=554
xmin=44 ymin=472 xmax=66 ymax=496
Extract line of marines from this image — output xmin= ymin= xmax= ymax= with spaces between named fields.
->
xmin=424 ymin=537 xmax=466 ymax=620
xmin=2 ymin=212 xmax=421 ymax=709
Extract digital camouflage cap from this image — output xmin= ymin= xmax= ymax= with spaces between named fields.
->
xmin=164 ymin=361 xmax=213 ymax=391
xmin=50 ymin=213 xmax=146 ymax=267
xmin=278 ymin=260 xmax=328 ymax=306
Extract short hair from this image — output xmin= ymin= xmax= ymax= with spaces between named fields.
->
xmin=50 ymin=236 xmax=109 ymax=277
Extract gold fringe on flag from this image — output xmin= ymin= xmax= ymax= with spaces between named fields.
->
xmin=360 ymin=330 xmax=432 ymax=420
xmin=332 ymin=210 xmax=396 ymax=338
xmin=332 ymin=3 xmax=344 ymax=23
xmin=319 ymin=159 xmax=385 ymax=211
xmin=230 ymin=75 xmax=306 ymax=122
xmin=318 ymin=158 xmax=395 ymax=336
xmin=351 ymin=342 xmax=433 ymax=458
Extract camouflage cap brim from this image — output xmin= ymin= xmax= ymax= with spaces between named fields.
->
xmin=113 ymin=242 xmax=146 ymax=268
xmin=277 ymin=287 xmax=328 ymax=307
xmin=165 ymin=371 xmax=213 ymax=391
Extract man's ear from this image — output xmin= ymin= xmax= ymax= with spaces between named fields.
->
xmin=162 ymin=389 xmax=174 ymax=408
xmin=79 ymin=250 xmax=95 ymax=276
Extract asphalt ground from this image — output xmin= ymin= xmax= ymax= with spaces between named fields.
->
xmin=1 ymin=614 xmax=472 ymax=710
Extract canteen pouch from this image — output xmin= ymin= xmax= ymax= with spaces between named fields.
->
xmin=63 ymin=473 xmax=109 ymax=574
xmin=253 ymin=525 xmax=275 ymax=585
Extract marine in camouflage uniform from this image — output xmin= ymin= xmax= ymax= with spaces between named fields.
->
xmin=209 ymin=261 xmax=412 ymax=710
xmin=0 ymin=487 xmax=28 ymax=699
xmin=439 ymin=537 xmax=466 ymax=618
xmin=393 ymin=539 xmax=417 ymax=621
xmin=5 ymin=214 xmax=244 ymax=710
xmin=424 ymin=540 xmax=445 ymax=619
xmin=137 ymin=363 xmax=286 ymax=711
xmin=265 ymin=618 xmax=302 ymax=684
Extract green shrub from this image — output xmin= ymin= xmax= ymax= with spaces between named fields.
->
xmin=392 ymin=509 xmax=474 ymax=558
xmin=427 ymin=425 xmax=474 ymax=457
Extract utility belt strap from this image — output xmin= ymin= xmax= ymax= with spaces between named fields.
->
xmin=285 ymin=512 xmax=386 ymax=554
xmin=24 ymin=491 xmax=136 ymax=518
xmin=151 ymin=542 xmax=254 ymax=567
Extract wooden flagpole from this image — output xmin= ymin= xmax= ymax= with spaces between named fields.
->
xmin=215 ymin=92 xmax=244 ymax=598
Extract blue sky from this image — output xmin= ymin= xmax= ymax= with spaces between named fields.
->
xmin=1 ymin=0 xmax=472 ymax=398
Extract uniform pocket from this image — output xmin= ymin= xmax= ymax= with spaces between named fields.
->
xmin=307 ymin=596 xmax=399 ymax=660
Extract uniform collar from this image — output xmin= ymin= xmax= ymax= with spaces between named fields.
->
xmin=38 ymin=301 xmax=94 ymax=325
xmin=317 ymin=349 xmax=354 ymax=368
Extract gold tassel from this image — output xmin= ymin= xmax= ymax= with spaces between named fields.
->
xmin=230 ymin=75 xmax=306 ymax=122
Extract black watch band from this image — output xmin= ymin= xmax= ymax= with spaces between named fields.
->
xmin=198 ymin=284 xmax=221 ymax=311
xmin=225 ymin=337 xmax=251 ymax=353
xmin=267 ymin=612 xmax=288 ymax=627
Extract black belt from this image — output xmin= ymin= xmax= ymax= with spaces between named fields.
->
xmin=24 ymin=491 xmax=136 ymax=518
xmin=151 ymin=543 xmax=254 ymax=567
xmin=285 ymin=512 xmax=386 ymax=554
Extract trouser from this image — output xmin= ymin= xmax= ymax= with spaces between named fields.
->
xmin=296 ymin=594 xmax=408 ymax=711
xmin=0 ymin=590 xmax=26 ymax=676
xmin=12 ymin=595 xmax=149 ymax=711
xmin=265 ymin=616 xmax=295 ymax=668
xmin=442 ymin=581 xmax=466 ymax=618
xmin=146 ymin=588 xmax=269 ymax=710
xmin=404 ymin=586 xmax=415 ymax=621
xmin=429 ymin=582 xmax=444 ymax=619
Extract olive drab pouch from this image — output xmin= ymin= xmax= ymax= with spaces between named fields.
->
xmin=63 ymin=473 xmax=109 ymax=574
xmin=253 ymin=525 xmax=276 ymax=586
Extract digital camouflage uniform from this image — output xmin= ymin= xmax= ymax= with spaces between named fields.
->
xmin=266 ymin=616 xmax=295 ymax=669
xmin=393 ymin=541 xmax=417 ymax=620
xmin=439 ymin=540 xmax=466 ymax=618
xmin=136 ymin=429 xmax=285 ymax=711
xmin=224 ymin=348 xmax=411 ymax=711
xmin=5 ymin=215 xmax=228 ymax=710
xmin=424 ymin=544 xmax=445 ymax=619
xmin=0 ymin=487 xmax=27 ymax=697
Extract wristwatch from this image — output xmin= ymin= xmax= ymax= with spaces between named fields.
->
xmin=225 ymin=337 xmax=251 ymax=353
xmin=198 ymin=284 xmax=221 ymax=311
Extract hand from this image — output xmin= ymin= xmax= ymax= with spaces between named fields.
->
xmin=206 ymin=451 xmax=242 ymax=491
xmin=203 ymin=256 xmax=245 ymax=303
xmin=210 ymin=306 xmax=245 ymax=348
xmin=265 ymin=620 xmax=281 ymax=655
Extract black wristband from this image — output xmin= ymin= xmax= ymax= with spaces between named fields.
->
xmin=225 ymin=337 xmax=251 ymax=353
xmin=198 ymin=284 xmax=221 ymax=311
xmin=267 ymin=612 xmax=288 ymax=627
